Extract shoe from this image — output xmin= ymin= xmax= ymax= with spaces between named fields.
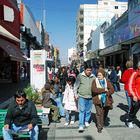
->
xmin=70 ymin=121 xmax=75 ymax=125
xmin=97 ymin=129 xmax=102 ymax=133
xmin=78 ymin=126 xmax=84 ymax=132
xmin=85 ymin=122 xmax=90 ymax=127
xmin=127 ymin=122 xmax=134 ymax=128
xmin=64 ymin=122 xmax=69 ymax=126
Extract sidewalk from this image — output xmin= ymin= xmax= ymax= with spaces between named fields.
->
xmin=41 ymin=84 xmax=125 ymax=140
xmin=45 ymin=116 xmax=112 ymax=140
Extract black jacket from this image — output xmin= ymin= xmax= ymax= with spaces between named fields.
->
xmin=5 ymin=99 xmax=38 ymax=127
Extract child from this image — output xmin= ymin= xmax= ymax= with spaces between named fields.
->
xmin=63 ymin=76 xmax=77 ymax=126
xmin=41 ymin=82 xmax=60 ymax=123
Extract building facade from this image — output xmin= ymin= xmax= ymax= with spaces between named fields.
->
xmin=76 ymin=0 xmax=127 ymax=63
xmin=99 ymin=0 xmax=140 ymax=70
xmin=0 ymin=0 xmax=26 ymax=83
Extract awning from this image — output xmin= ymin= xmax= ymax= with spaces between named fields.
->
xmin=99 ymin=44 xmax=122 ymax=56
xmin=0 ymin=38 xmax=26 ymax=62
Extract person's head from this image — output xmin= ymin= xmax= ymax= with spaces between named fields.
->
xmin=44 ymin=82 xmax=51 ymax=91
xmin=66 ymin=76 xmax=75 ymax=86
xmin=14 ymin=90 xmax=26 ymax=106
xmin=137 ymin=61 xmax=140 ymax=71
xmin=125 ymin=60 xmax=133 ymax=69
xmin=83 ymin=62 xmax=92 ymax=77
xmin=54 ymin=76 xmax=60 ymax=83
xmin=116 ymin=66 xmax=120 ymax=70
xmin=97 ymin=68 xmax=105 ymax=80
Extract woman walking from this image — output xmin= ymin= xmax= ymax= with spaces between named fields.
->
xmin=92 ymin=68 xmax=114 ymax=133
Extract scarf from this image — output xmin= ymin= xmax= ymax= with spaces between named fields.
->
xmin=95 ymin=78 xmax=107 ymax=107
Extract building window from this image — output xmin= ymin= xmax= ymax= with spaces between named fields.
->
xmin=104 ymin=2 xmax=108 ymax=5
xmin=114 ymin=6 xmax=118 ymax=9
xmin=3 ymin=5 xmax=14 ymax=22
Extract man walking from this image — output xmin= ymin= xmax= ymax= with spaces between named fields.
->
xmin=74 ymin=62 xmax=95 ymax=132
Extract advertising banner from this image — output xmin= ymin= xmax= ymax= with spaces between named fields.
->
xmin=30 ymin=50 xmax=46 ymax=91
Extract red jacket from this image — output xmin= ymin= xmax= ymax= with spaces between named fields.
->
xmin=121 ymin=68 xmax=135 ymax=91
xmin=128 ymin=70 xmax=140 ymax=100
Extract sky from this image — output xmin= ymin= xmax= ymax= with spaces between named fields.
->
xmin=23 ymin=0 xmax=128 ymax=64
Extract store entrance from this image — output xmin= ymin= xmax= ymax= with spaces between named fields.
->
xmin=0 ymin=48 xmax=12 ymax=83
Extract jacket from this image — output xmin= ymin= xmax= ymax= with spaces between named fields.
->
xmin=63 ymin=83 xmax=77 ymax=111
xmin=5 ymin=99 xmax=38 ymax=127
xmin=42 ymin=90 xmax=51 ymax=108
xmin=121 ymin=68 xmax=135 ymax=91
xmin=92 ymin=78 xmax=114 ymax=107
xmin=74 ymin=72 xmax=95 ymax=99
xmin=128 ymin=70 xmax=140 ymax=100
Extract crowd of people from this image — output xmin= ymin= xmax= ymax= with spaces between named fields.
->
xmin=2 ymin=60 xmax=140 ymax=139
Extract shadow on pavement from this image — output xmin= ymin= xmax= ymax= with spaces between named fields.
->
xmin=117 ymin=103 xmax=128 ymax=113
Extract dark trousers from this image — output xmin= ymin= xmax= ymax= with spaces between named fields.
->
xmin=128 ymin=100 xmax=140 ymax=122
xmin=95 ymin=105 xmax=109 ymax=131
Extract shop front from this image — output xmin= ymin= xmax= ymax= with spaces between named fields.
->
xmin=99 ymin=44 xmax=129 ymax=71
xmin=0 ymin=38 xmax=26 ymax=83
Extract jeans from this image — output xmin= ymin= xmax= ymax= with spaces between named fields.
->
xmin=2 ymin=123 xmax=39 ymax=140
xmin=125 ymin=90 xmax=132 ymax=113
xmin=112 ymin=83 xmax=118 ymax=92
xmin=78 ymin=97 xmax=92 ymax=127
xmin=54 ymin=96 xmax=65 ymax=117
xmin=65 ymin=110 xmax=75 ymax=123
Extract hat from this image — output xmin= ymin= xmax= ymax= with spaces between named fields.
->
xmin=97 ymin=68 xmax=105 ymax=77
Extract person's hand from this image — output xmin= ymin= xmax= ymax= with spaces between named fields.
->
xmin=133 ymin=96 xmax=137 ymax=102
xmin=28 ymin=124 xmax=33 ymax=130
xmin=4 ymin=124 xmax=9 ymax=130
xmin=74 ymin=95 xmax=79 ymax=100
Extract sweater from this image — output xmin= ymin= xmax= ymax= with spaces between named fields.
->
xmin=74 ymin=72 xmax=95 ymax=99
xmin=121 ymin=68 xmax=135 ymax=91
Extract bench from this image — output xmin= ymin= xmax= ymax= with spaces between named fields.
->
xmin=0 ymin=109 xmax=30 ymax=139
xmin=37 ymin=107 xmax=50 ymax=127
xmin=0 ymin=107 xmax=50 ymax=138
xmin=0 ymin=109 xmax=7 ymax=137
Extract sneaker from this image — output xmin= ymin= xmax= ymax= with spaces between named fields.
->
xmin=78 ymin=126 xmax=84 ymax=132
xmin=70 ymin=121 xmax=75 ymax=125
xmin=64 ymin=122 xmax=69 ymax=126
xmin=127 ymin=122 xmax=134 ymax=128
xmin=85 ymin=122 xmax=90 ymax=127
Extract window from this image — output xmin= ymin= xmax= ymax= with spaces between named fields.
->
xmin=3 ymin=5 xmax=14 ymax=22
xmin=114 ymin=6 xmax=118 ymax=9
xmin=104 ymin=2 xmax=108 ymax=5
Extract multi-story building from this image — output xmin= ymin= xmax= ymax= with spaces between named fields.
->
xmin=68 ymin=48 xmax=77 ymax=65
xmin=99 ymin=0 xmax=140 ymax=70
xmin=76 ymin=0 xmax=127 ymax=62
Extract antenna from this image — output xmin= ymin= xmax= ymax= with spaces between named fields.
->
xmin=43 ymin=0 xmax=46 ymax=30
